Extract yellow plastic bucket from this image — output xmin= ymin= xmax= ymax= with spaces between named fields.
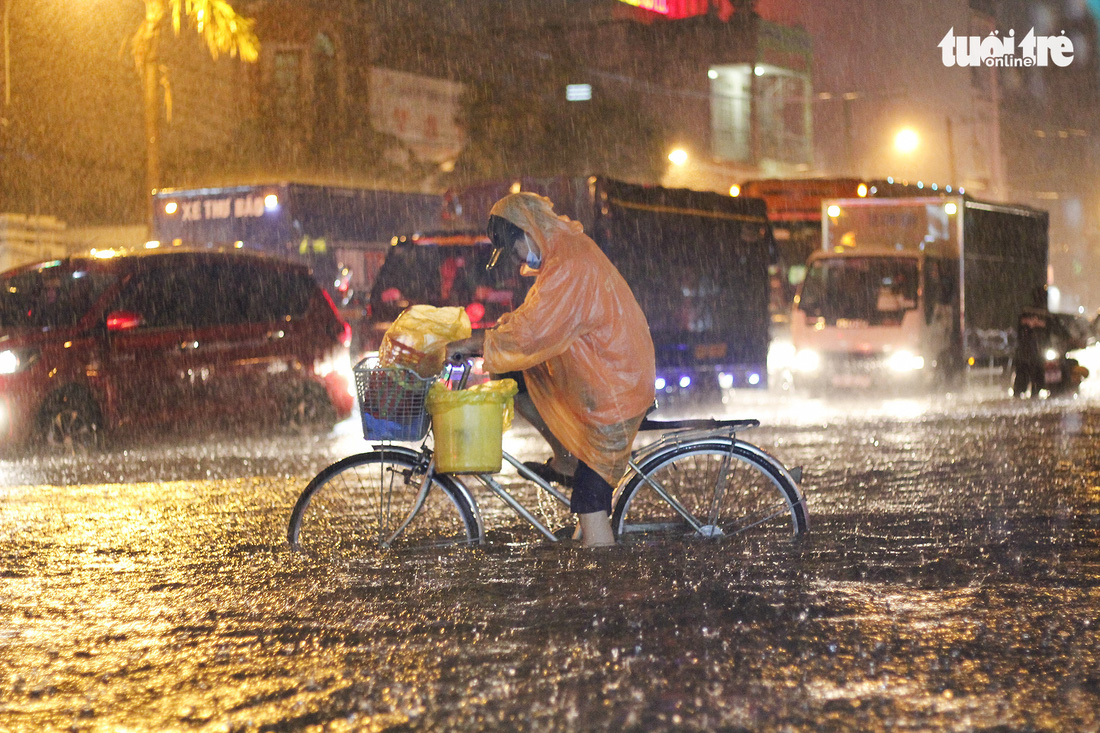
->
xmin=426 ymin=379 xmax=517 ymax=474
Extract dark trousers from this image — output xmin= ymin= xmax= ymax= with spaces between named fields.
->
xmin=571 ymin=460 xmax=614 ymax=515
xmin=496 ymin=371 xmax=612 ymax=514
xmin=1013 ymin=359 xmax=1043 ymax=397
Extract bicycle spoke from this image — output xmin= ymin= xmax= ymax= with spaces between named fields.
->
xmin=706 ymin=449 xmax=734 ymax=529
xmin=381 ymin=459 xmax=437 ymax=548
xmin=719 ymin=503 xmax=791 ymax=536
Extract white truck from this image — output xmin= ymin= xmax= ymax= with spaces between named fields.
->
xmin=788 ymin=195 xmax=1048 ymax=392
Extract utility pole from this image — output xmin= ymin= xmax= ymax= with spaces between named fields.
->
xmin=945 ymin=116 xmax=958 ymax=188
xmin=3 ymin=0 xmax=12 ymax=106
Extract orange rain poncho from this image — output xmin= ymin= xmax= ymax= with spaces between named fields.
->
xmin=482 ymin=192 xmax=656 ymax=485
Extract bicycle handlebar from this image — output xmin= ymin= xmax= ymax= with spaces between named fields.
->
xmin=448 ymin=352 xmax=480 ymax=366
xmin=446 ymin=353 xmax=478 ymax=390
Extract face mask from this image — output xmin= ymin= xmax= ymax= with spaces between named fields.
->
xmin=522 ymin=235 xmax=542 ymax=269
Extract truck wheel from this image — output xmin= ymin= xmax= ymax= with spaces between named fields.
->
xmin=791 ymin=375 xmax=822 ymax=398
xmin=284 ymin=382 xmax=337 ymax=430
xmin=935 ymin=351 xmax=963 ymax=389
xmin=37 ymin=389 xmax=101 ymax=454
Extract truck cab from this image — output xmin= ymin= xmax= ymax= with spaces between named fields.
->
xmin=790 ymin=248 xmax=959 ymax=391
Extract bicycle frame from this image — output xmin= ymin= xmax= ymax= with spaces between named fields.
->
xmin=466 ymin=453 xmax=571 ymax=542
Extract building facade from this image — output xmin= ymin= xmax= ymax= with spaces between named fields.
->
xmin=2 ymin=0 xmax=815 ymax=227
xmin=755 ymin=0 xmax=1007 ymax=200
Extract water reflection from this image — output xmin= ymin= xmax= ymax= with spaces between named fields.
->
xmin=0 ymin=389 xmax=1097 ymax=729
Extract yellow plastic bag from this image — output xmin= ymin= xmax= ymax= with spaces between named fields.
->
xmin=379 ymin=305 xmax=472 ymax=377
xmin=426 ymin=379 xmax=518 ymax=473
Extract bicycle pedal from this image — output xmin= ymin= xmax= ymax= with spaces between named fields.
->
xmin=789 ymin=466 xmax=803 ymax=484
xmin=551 ymin=525 xmax=579 ymax=542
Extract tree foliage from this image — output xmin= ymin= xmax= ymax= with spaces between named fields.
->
xmin=132 ymin=0 xmax=259 ymax=71
xmin=131 ymin=0 xmax=258 ymax=222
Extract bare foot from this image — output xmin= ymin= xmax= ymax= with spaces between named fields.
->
xmin=577 ymin=511 xmax=616 ymax=547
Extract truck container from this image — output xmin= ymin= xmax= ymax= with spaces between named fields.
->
xmin=152 ymin=182 xmax=443 ymax=301
xmin=788 ymin=195 xmax=1048 ymax=391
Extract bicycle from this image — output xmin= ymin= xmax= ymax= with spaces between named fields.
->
xmin=287 ymin=359 xmax=809 ymax=553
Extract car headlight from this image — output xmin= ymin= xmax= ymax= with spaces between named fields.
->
xmin=768 ymin=340 xmax=795 ymax=371
xmin=794 ymin=349 xmax=821 ymax=373
xmin=887 ymin=349 xmax=925 ymax=372
xmin=0 ymin=349 xmax=37 ymax=375
xmin=1044 ymin=348 xmax=1059 ymax=361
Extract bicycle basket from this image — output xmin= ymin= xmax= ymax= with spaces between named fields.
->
xmin=354 ymin=363 xmax=434 ymax=441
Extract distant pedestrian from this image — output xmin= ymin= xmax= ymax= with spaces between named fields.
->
xmin=1012 ymin=286 xmax=1069 ymax=397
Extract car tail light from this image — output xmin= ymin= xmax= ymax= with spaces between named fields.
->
xmin=106 ymin=311 xmax=143 ymax=331
xmin=320 ymin=290 xmax=352 ymax=347
xmin=465 ymin=301 xmax=486 ymax=325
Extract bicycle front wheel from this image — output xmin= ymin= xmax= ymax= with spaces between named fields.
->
xmin=288 ymin=449 xmax=482 ymax=554
xmin=612 ymin=440 xmax=808 ymax=542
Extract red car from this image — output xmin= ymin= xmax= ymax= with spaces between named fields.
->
xmin=0 ymin=248 xmax=354 ymax=451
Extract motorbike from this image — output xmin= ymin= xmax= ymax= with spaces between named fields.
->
xmin=1041 ymin=345 xmax=1090 ymax=397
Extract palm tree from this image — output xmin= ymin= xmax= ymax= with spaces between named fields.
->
xmin=132 ymin=0 xmax=259 ymax=225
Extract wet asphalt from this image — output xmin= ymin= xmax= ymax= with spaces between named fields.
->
xmin=0 ymin=379 xmax=1098 ymax=732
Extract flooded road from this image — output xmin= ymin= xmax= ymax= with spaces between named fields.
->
xmin=1 ymin=379 xmax=1098 ymax=731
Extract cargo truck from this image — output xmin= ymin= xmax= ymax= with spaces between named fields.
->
xmin=369 ymin=176 xmax=775 ymax=396
xmin=788 ymin=195 xmax=1048 ymax=391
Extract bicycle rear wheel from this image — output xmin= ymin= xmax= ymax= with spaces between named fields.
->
xmin=288 ymin=449 xmax=482 ymax=554
xmin=612 ymin=439 xmax=808 ymax=542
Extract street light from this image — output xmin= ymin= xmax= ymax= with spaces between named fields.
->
xmin=665 ymin=147 xmax=744 ymax=196
xmin=894 ymin=127 xmax=920 ymax=155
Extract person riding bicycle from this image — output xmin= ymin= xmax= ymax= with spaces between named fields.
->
xmin=446 ymin=192 xmax=656 ymax=547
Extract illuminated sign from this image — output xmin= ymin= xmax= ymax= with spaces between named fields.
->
xmin=617 ymin=0 xmax=669 ymax=13
xmin=615 ymin=0 xmax=718 ymax=20
xmin=178 ymin=195 xmax=269 ymax=222
xmin=566 ymin=84 xmax=592 ymax=101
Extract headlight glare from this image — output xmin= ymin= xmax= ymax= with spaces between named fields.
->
xmin=0 ymin=349 xmax=33 ymax=374
xmin=794 ymin=349 xmax=821 ymax=373
xmin=887 ymin=350 xmax=925 ymax=372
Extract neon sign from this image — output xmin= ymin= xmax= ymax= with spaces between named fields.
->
xmin=617 ymin=0 xmax=670 ymax=14
xmin=616 ymin=0 xmax=719 ymax=19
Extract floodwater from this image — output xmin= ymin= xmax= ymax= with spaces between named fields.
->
xmin=1 ymin=377 xmax=1098 ymax=731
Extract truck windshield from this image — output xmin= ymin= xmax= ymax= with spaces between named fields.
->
xmin=0 ymin=264 xmax=118 ymax=331
xmin=798 ymin=257 xmax=919 ymax=324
